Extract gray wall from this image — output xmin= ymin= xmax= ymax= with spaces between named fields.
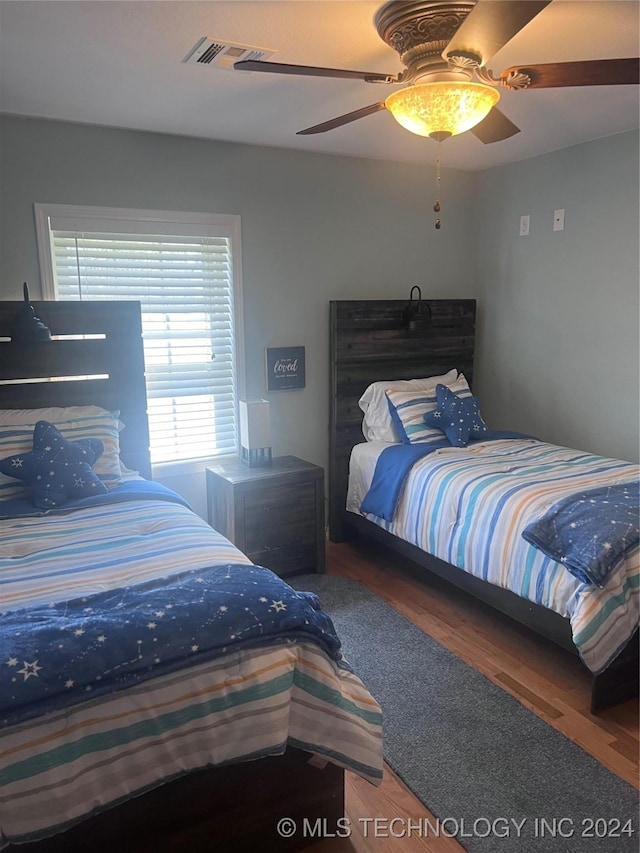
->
xmin=1 ymin=117 xmax=638 ymax=515
xmin=0 ymin=115 xmax=476 ymax=514
xmin=473 ymin=130 xmax=639 ymax=463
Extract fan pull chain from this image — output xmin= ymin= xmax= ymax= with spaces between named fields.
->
xmin=434 ymin=141 xmax=442 ymax=230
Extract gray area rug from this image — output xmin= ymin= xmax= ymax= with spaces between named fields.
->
xmin=290 ymin=574 xmax=638 ymax=853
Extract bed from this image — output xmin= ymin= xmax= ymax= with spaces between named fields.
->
xmin=0 ymin=299 xmax=383 ymax=852
xmin=329 ymin=298 xmax=639 ymax=714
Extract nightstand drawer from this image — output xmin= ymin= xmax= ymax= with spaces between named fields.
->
xmin=244 ymin=482 xmax=315 ymax=528
xmin=245 ymin=516 xmax=315 ymax=553
xmin=248 ymin=542 xmax=317 ymax=577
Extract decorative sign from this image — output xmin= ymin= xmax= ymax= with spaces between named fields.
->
xmin=265 ymin=346 xmax=305 ymax=391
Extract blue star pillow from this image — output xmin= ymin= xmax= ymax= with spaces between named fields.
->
xmin=423 ymin=383 xmax=489 ymax=447
xmin=0 ymin=420 xmax=107 ymax=508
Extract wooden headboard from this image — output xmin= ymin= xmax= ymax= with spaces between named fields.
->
xmin=329 ymin=299 xmax=476 ymax=540
xmin=0 ymin=300 xmax=152 ymax=479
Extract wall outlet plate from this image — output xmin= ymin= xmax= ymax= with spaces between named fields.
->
xmin=519 ymin=215 xmax=530 ymax=236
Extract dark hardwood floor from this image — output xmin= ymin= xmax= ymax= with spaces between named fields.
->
xmin=308 ymin=538 xmax=639 ymax=853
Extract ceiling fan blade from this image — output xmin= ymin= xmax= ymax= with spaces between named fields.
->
xmin=500 ymin=58 xmax=640 ymax=89
xmin=297 ymin=102 xmax=386 ymax=135
xmin=234 ymin=59 xmax=398 ymax=83
xmin=443 ymin=0 xmax=551 ymax=67
xmin=470 ymin=107 xmax=520 ymax=144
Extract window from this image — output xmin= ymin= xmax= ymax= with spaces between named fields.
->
xmin=35 ymin=204 xmax=244 ymax=468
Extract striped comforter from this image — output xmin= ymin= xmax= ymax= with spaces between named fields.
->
xmin=0 ymin=493 xmax=383 ymax=846
xmin=348 ymin=438 xmax=639 ymax=674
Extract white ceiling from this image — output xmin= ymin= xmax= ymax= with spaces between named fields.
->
xmin=1 ymin=0 xmax=638 ymax=171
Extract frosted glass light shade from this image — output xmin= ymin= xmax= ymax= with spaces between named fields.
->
xmin=239 ymin=400 xmax=270 ymax=448
xmin=239 ymin=399 xmax=272 ymax=467
xmin=385 ymin=82 xmax=500 ymax=139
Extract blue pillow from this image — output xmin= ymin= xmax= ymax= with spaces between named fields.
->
xmin=385 ymin=376 xmax=474 ymax=445
xmin=423 ymin=383 xmax=488 ymax=447
xmin=0 ymin=420 xmax=107 ymax=508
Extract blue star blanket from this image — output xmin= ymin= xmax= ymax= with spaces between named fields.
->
xmin=522 ymin=481 xmax=640 ymax=587
xmin=0 ymin=563 xmax=346 ymax=727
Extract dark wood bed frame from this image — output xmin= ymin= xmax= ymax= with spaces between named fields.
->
xmin=0 ymin=300 xmax=344 ymax=852
xmin=0 ymin=299 xmax=152 ymax=479
xmin=328 ymin=298 xmax=638 ymax=714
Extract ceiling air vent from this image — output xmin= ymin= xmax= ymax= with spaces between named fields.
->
xmin=183 ymin=37 xmax=274 ymax=70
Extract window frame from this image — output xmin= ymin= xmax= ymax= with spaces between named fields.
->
xmin=34 ymin=202 xmax=246 ymax=476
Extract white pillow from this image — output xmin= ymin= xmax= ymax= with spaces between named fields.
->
xmin=359 ymin=368 xmax=458 ymax=442
xmin=0 ymin=405 xmax=112 ymax=426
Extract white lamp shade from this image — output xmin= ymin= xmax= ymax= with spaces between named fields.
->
xmin=239 ymin=400 xmax=271 ymax=449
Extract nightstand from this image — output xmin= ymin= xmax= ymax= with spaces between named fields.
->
xmin=206 ymin=455 xmax=325 ymax=577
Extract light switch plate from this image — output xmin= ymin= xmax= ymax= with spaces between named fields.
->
xmin=553 ymin=209 xmax=565 ymax=231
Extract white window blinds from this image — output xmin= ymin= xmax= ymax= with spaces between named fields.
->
xmin=38 ymin=207 xmax=242 ymax=466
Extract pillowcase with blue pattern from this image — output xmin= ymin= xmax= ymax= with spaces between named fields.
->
xmin=359 ymin=368 xmax=459 ymax=442
xmin=0 ymin=420 xmax=107 ymax=508
xmin=0 ymin=409 xmax=122 ymax=502
xmin=385 ymin=375 xmax=474 ymax=445
xmin=423 ymin=383 xmax=489 ymax=447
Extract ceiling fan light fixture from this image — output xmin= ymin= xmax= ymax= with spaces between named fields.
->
xmin=385 ymin=82 xmax=500 ymax=140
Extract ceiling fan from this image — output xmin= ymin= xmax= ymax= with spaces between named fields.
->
xmin=234 ymin=0 xmax=639 ymax=144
